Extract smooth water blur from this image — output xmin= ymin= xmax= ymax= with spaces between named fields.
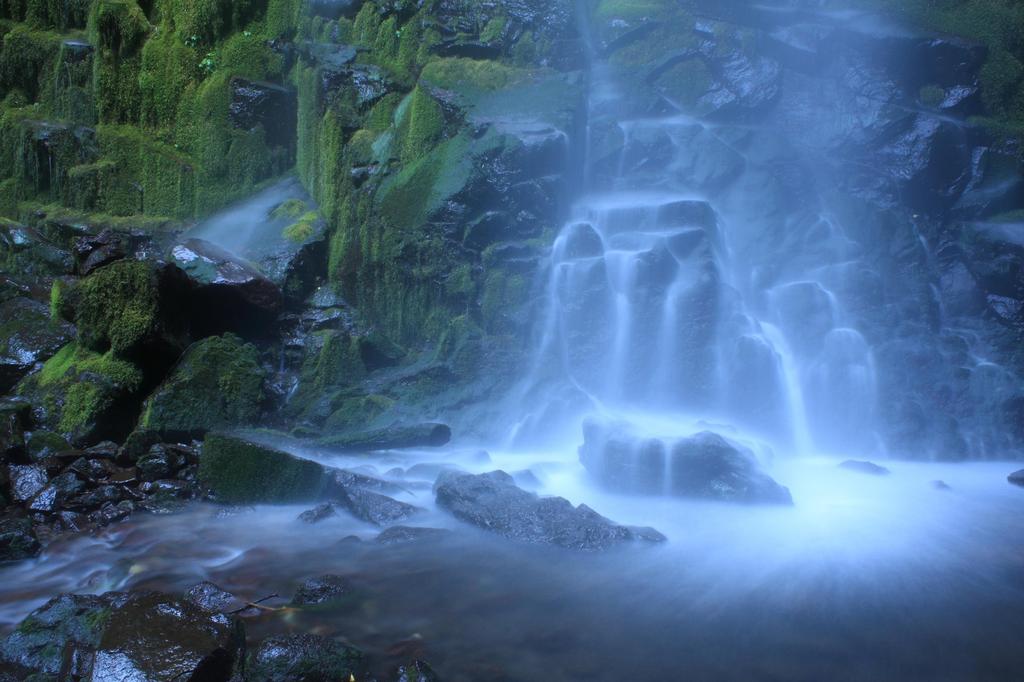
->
xmin=2 ymin=441 xmax=1023 ymax=680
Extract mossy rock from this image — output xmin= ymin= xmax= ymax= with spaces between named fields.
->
xmin=198 ymin=432 xmax=331 ymax=504
xmin=15 ymin=342 xmax=145 ymax=446
xmin=64 ymin=259 xmax=189 ymax=364
xmin=136 ymin=334 xmax=267 ymax=441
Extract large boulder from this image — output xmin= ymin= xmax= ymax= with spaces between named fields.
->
xmin=579 ymin=419 xmax=793 ymax=505
xmin=434 ymin=470 xmax=665 ymax=551
xmin=136 ymin=334 xmax=267 ymax=441
xmin=0 ymin=591 xmax=242 ymax=681
xmin=0 ymin=297 xmax=75 ymax=393
xmin=170 ymin=238 xmax=284 ymax=337
xmin=199 ymin=433 xmax=418 ymax=522
xmin=199 ymin=433 xmax=331 ymax=505
xmin=63 ymin=259 xmax=190 ymax=367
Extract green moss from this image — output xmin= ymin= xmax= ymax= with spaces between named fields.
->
xmin=49 ymin=278 xmax=63 ymax=319
xmin=88 ymin=0 xmax=151 ymax=124
xmin=137 ymin=334 xmax=266 ymax=438
xmin=919 ymin=84 xmax=946 ymax=108
xmin=271 ymin=197 xmax=307 ymax=219
xmin=865 ymin=0 xmax=1024 ymax=136
xmin=139 ymin=27 xmax=199 ymax=129
xmin=324 ymin=393 xmax=394 ymax=431
xmin=23 ymin=342 xmax=144 ymax=442
xmin=283 ymin=210 xmax=318 ymax=242
xmin=0 ymin=25 xmax=60 ymax=104
xmin=199 ymin=432 xmax=330 ymax=504
xmin=73 ymin=259 xmax=160 ymax=354
xmin=218 ymin=29 xmax=285 ymax=81
xmin=398 ymin=86 xmax=444 ymax=162
xmin=480 ymin=15 xmax=507 ymax=44
xmin=420 ymin=57 xmax=523 ymax=92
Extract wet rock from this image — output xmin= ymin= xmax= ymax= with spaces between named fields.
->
xmin=247 ymin=634 xmax=364 ymax=682
xmin=291 ymin=574 xmax=352 ymax=606
xmin=186 ymin=581 xmax=238 ymax=613
xmin=66 ymin=484 xmax=126 ymax=511
xmin=229 ymin=77 xmax=297 ymax=151
xmin=298 ymin=502 xmax=337 ymax=524
xmin=7 ymin=464 xmax=48 ymax=503
xmin=839 ymin=460 xmax=891 ymax=476
xmin=375 ymin=526 xmax=452 ymax=546
xmin=170 ymin=238 xmax=283 ymax=337
xmin=932 ymin=480 xmax=952 ymax=491
xmin=91 ymin=591 xmax=240 ymax=682
xmin=69 ymin=456 xmax=114 ymax=482
xmin=1008 ymin=469 xmax=1024 ymax=488
xmin=580 ymin=420 xmax=793 ymax=505
xmin=333 ymin=487 xmax=422 ymax=527
xmin=435 ymin=470 xmax=665 ymax=551
xmin=0 ymin=593 xmax=109 ymax=675
xmin=28 ymin=471 xmax=84 ymax=512
xmin=0 ymin=516 xmax=41 ymax=561
xmin=72 ymin=229 xmax=130 ymax=275
xmin=0 ymin=297 xmax=75 ymax=393
xmin=199 ymin=433 xmax=331 ymax=505
xmin=26 ymin=430 xmax=71 ymax=462
xmin=319 ymin=422 xmax=452 ymax=452
xmin=85 ymin=440 xmax=120 ymax=459
xmin=136 ymin=444 xmax=185 ymax=481
xmin=136 ymin=334 xmax=267 ymax=441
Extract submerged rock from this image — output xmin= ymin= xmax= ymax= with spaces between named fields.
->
xmin=1008 ymin=469 xmax=1024 ymax=488
xmin=247 ymin=634 xmax=364 ymax=682
xmin=291 ymin=574 xmax=352 ymax=606
xmin=375 ymin=526 xmax=452 ymax=545
xmin=435 ymin=470 xmax=665 ymax=551
xmin=298 ymin=502 xmax=337 ymax=524
xmin=839 ymin=460 xmax=891 ymax=476
xmin=333 ymin=486 xmax=422 ymax=527
xmin=185 ymin=581 xmax=239 ymax=613
xmin=579 ymin=420 xmax=793 ymax=505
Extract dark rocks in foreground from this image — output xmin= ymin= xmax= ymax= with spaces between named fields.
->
xmin=434 ymin=470 xmax=665 ymax=551
xmin=839 ymin=460 xmax=891 ymax=476
xmin=1008 ymin=469 xmax=1024 ymax=487
xmin=248 ymin=634 xmax=364 ymax=682
xmin=0 ymin=591 xmax=240 ymax=681
xmin=579 ymin=419 xmax=793 ymax=505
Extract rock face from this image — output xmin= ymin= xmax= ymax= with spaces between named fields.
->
xmin=229 ymin=77 xmax=297 ymax=153
xmin=579 ymin=419 xmax=793 ymax=505
xmin=434 ymin=470 xmax=665 ymax=551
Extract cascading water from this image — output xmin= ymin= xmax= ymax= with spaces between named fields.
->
xmin=512 ymin=25 xmax=881 ymax=474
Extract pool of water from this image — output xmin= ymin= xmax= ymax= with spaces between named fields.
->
xmin=2 ymin=448 xmax=1023 ymax=681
